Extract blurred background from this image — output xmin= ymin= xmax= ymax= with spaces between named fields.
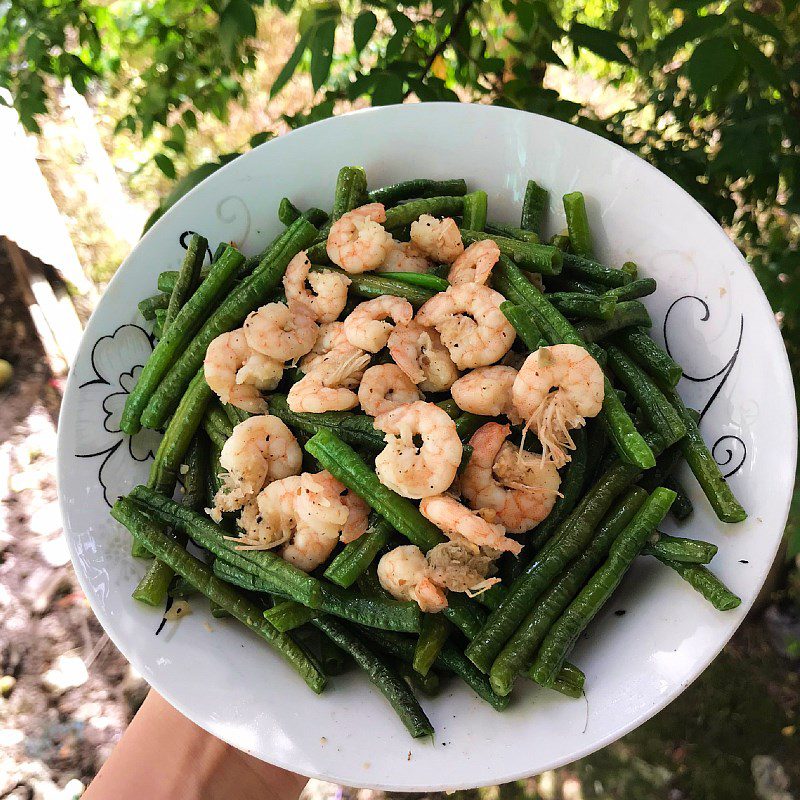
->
xmin=0 ymin=1 xmax=798 ymax=798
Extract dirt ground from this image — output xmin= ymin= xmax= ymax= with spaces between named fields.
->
xmin=1 ymin=278 xmax=799 ymax=800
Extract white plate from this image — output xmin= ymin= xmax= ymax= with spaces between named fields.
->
xmin=57 ymin=103 xmax=796 ymax=790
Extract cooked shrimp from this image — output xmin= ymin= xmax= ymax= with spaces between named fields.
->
xmin=447 ymin=240 xmax=500 ymax=286
xmin=419 ymin=494 xmax=522 ymax=555
xmin=387 ymin=321 xmax=459 ymax=392
xmin=357 ymin=364 xmax=422 ymax=417
xmin=244 ymin=301 xmax=319 ymax=363
xmin=426 ymin=541 xmax=497 ymax=594
xmin=212 ymin=415 xmax=302 ymax=516
xmin=512 ymin=344 xmax=604 ymax=467
xmin=410 ymin=215 xmax=464 ymax=263
xmin=450 ymin=366 xmax=521 ymax=424
xmin=283 ymin=251 xmax=350 ymax=323
xmin=295 ymin=471 xmax=368 ymax=542
xmin=415 ymin=283 xmax=516 ymax=369
xmin=326 ymin=203 xmax=394 ymax=273
xmin=376 ymin=240 xmax=431 ymax=274
xmin=373 ymin=401 xmax=462 ymax=499
xmin=460 ymin=422 xmax=561 ymax=534
xmin=235 ymin=492 xmax=293 ymax=551
xmin=343 ymin=295 xmax=413 ymax=352
xmin=204 ymin=329 xmax=273 ymax=414
xmin=287 ymin=370 xmax=361 ymax=413
xmin=377 ymin=545 xmax=448 ymax=613
xmin=299 ymin=322 xmax=365 ymax=385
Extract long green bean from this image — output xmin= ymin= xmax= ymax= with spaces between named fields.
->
xmin=122 ymin=245 xmax=245 ymax=434
xmin=463 ymin=190 xmax=488 ymax=231
xmin=368 ymin=178 xmax=467 ymax=205
xmin=163 ymin=233 xmax=207 ymax=333
xmin=461 ymin=230 xmax=563 ymax=275
xmin=604 ymin=278 xmax=657 ymax=302
xmin=562 ymin=253 xmax=631 ymax=288
xmin=383 ymin=196 xmax=465 ymax=229
xmin=645 ymin=532 xmax=717 ymax=564
xmin=324 ymin=517 xmax=394 ymax=588
xmin=138 ymin=293 xmax=170 ymax=321
xmin=661 ymin=385 xmax=747 ymax=523
xmin=548 ymin=291 xmax=617 ymax=321
xmin=310 ymin=265 xmax=435 ymax=307
xmin=485 ymin=223 xmax=540 ymax=242
xmin=413 ymin=615 xmax=450 ymax=677
xmin=575 ymin=301 xmax=652 ymax=343
xmin=614 ymin=328 xmax=682 ymax=388
xmin=652 ymin=557 xmax=741 ymax=610
xmin=312 ymin=616 xmax=433 ymax=738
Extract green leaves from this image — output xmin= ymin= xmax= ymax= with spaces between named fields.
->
xmin=570 ymin=22 xmax=629 ymax=64
xmin=353 ymin=10 xmax=378 ymax=56
xmin=310 ymin=18 xmax=337 ymax=91
xmin=686 ymin=36 xmax=740 ymax=98
xmin=655 ymin=14 xmax=727 ymax=57
xmin=219 ymin=0 xmax=257 ymax=57
xmin=154 ymin=153 xmax=177 ymax=180
xmin=271 ymin=29 xmax=314 ymax=98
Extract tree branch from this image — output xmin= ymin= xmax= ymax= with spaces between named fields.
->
xmin=420 ymin=0 xmax=474 ymax=80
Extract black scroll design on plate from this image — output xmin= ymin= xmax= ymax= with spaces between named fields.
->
xmin=663 ymin=295 xmax=746 ymax=478
xmin=75 ymin=324 xmax=160 ymax=507
xmin=179 ymin=230 xmax=213 ymax=264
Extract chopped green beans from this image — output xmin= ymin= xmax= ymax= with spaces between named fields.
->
xmin=278 ymin=198 xmax=328 ymax=227
xmin=615 ymin=328 xmax=682 ymax=389
xmin=264 ymin=601 xmax=318 ymax=632
xmin=661 ymin=385 xmax=747 ymax=523
xmin=141 ymin=219 xmax=317 ymax=430
xmin=645 ymin=532 xmax=717 ymax=564
xmin=383 ymin=196 xmax=465 ymax=229
xmin=463 ymin=190 xmax=488 ymax=231
xmin=111 ymin=498 xmax=326 ymax=693
xmin=562 ymin=192 xmax=592 ymax=258
xmin=521 ymin=179 xmax=549 ymax=235
xmin=313 ymin=616 xmax=433 ymax=738
xmin=375 ymin=272 xmax=449 ymax=292
xmin=268 ymin=394 xmax=385 ymax=453
xmin=414 ymin=615 xmax=450 ymax=677
xmin=548 ymin=291 xmax=617 ymax=321
xmin=500 ymin=302 xmax=547 ymax=351
xmin=562 ymin=253 xmax=631 ymax=288
xmin=489 ymin=488 xmax=647 ymax=694
xmin=606 ymin=344 xmax=686 ymax=447
xmin=163 ymin=233 xmax=207 ymax=334
xmin=324 ymin=517 xmax=394 ymax=588
xmin=652 ymin=557 xmax=741 ymax=611
xmin=575 ymin=301 xmax=652 ymax=343
xmin=305 ymin=429 xmax=445 ymax=552
xmin=461 ymin=230 xmax=563 ymax=276
xmin=138 ymin=293 xmax=169 ymax=321
xmin=368 ymin=178 xmax=467 ymax=205
xmin=530 ymin=487 xmax=676 ymax=687
xmin=604 ymin=278 xmax=657 ymax=302
xmin=485 ymin=223 xmax=540 ymax=243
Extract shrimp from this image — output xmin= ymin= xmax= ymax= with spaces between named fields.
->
xmin=387 ymin=321 xmax=459 ymax=392
xmin=512 ymin=344 xmax=605 ymax=467
xmin=447 ymin=240 xmax=500 ymax=286
xmin=235 ymin=489 xmax=294 ymax=551
xmin=287 ymin=370 xmax=361 ymax=413
xmin=373 ymin=401 xmax=462 ymax=499
xmin=460 ymin=422 xmax=561 ymax=534
xmin=426 ymin=541 xmax=498 ymax=594
xmin=410 ymin=215 xmax=464 ymax=263
xmin=295 ymin=471 xmax=370 ymax=545
xmin=212 ymin=415 xmax=302 ymax=516
xmin=204 ymin=329 xmax=275 ymax=414
xmin=415 ymin=283 xmax=516 ymax=369
xmin=376 ymin=240 xmax=431 ymax=274
xmin=299 ymin=322 xmax=364 ymax=384
xmin=357 ymin=364 xmax=422 ymax=417
xmin=235 ymin=352 xmax=284 ymax=393
xmin=377 ymin=545 xmax=448 ymax=613
xmin=326 ymin=203 xmax=394 ymax=273
xmin=419 ymin=494 xmax=522 ymax=555
xmin=283 ymin=251 xmax=350 ymax=323
xmin=450 ymin=365 xmax=522 ymax=424
xmin=343 ymin=295 xmax=413 ymax=352
xmin=244 ymin=301 xmax=319 ymax=363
